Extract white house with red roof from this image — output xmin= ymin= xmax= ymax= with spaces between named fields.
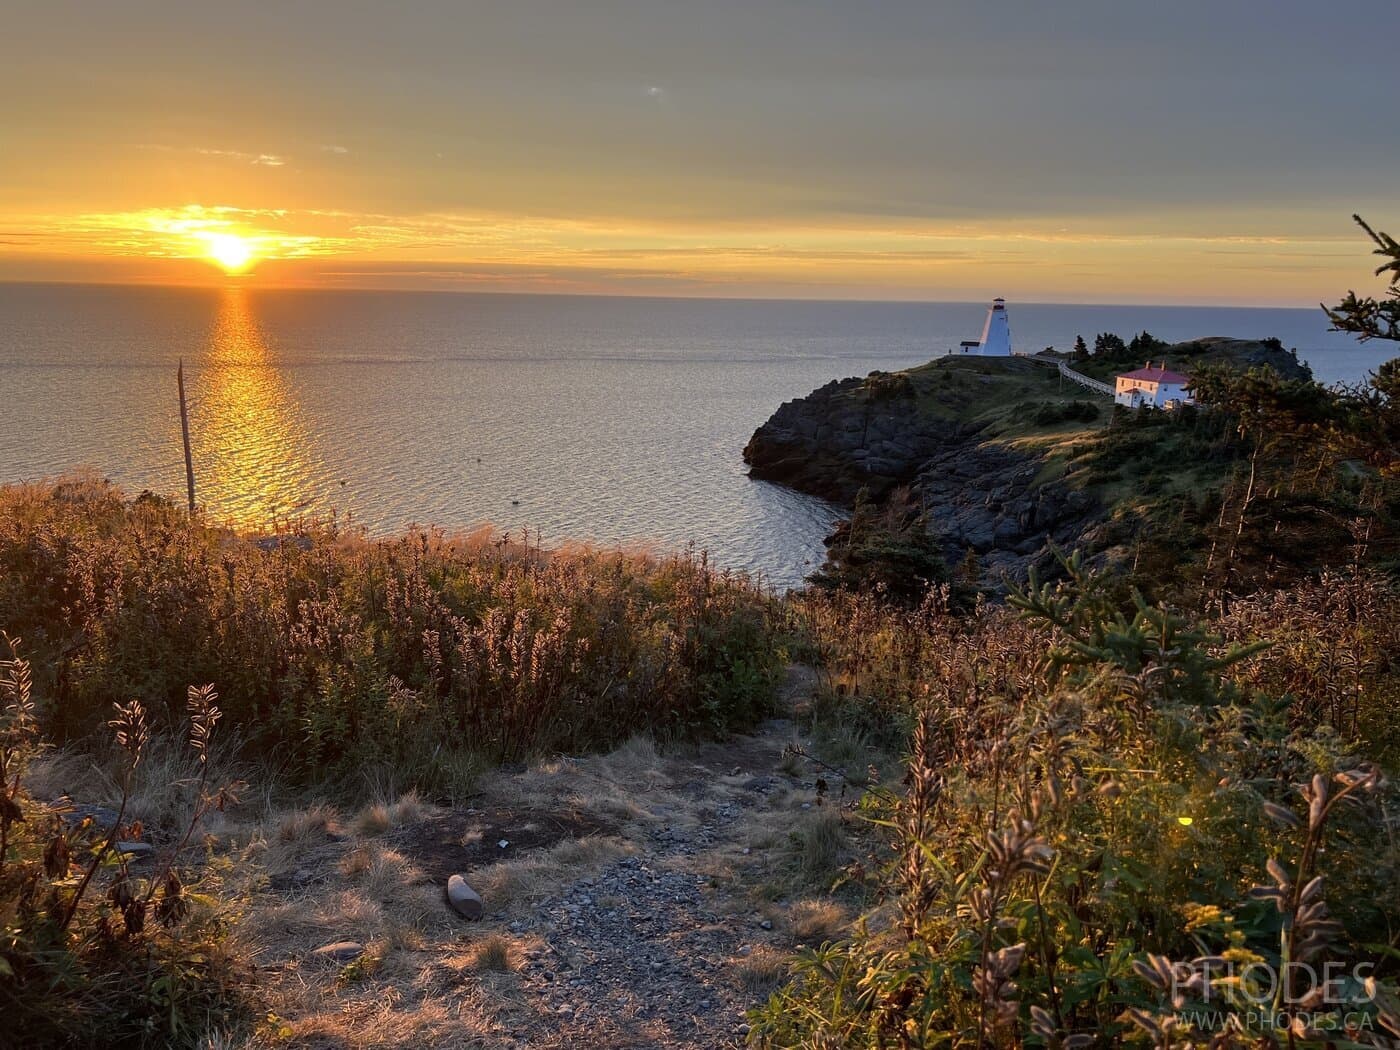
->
xmin=1114 ymin=361 xmax=1193 ymax=409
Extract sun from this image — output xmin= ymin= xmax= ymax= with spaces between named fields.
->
xmin=205 ymin=233 xmax=256 ymax=273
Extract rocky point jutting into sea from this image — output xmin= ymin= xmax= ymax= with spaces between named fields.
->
xmin=744 ymin=337 xmax=1311 ymax=584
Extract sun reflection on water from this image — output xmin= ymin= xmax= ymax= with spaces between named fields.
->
xmin=194 ymin=289 xmax=320 ymax=529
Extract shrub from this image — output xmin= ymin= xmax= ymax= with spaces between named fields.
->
xmin=0 ymin=637 xmax=250 ymax=1048
xmin=789 ymin=807 xmax=847 ymax=889
xmin=1030 ymin=400 xmax=1101 ymax=427
xmin=0 ymin=479 xmax=784 ymax=785
xmin=809 ymin=489 xmax=952 ymax=607
xmin=751 ymin=555 xmax=1400 ymax=1047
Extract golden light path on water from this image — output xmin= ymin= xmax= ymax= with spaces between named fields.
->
xmin=193 ymin=288 xmax=321 ymax=530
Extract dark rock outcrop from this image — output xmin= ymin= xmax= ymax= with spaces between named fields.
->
xmin=913 ymin=444 xmax=1102 ymax=582
xmin=1151 ymin=337 xmax=1313 ymax=382
xmin=742 ymin=374 xmax=964 ymax=503
xmin=743 ymin=368 xmax=1104 ymax=582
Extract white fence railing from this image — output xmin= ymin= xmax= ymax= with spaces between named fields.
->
xmin=1055 ymin=359 xmax=1114 ymax=396
xmin=1017 ymin=354 xmax=1114 ymax=396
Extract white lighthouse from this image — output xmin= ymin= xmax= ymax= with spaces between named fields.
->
xmin=958 ymin=297 xmax=1013 ymax=356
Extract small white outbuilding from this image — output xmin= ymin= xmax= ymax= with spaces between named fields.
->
xmin=956 ymin=298 xmax=1012 ymax=356
xmin=1114 ymin=362 xmax=1193 ymax=409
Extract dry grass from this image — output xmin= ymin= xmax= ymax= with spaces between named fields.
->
xmin=353 ymin=792 xmax=430 ymax=837
xmin=278 ymin=803 xmax=339 ymax=843
xmin=228 ymin=708 xmax=844 ymax=1048
xmin=340 ymin=842 xmax=424 ymax=902
xmin=777 ymin=747 xmax=803 ymax=777
xmin=354 ymin=803 xmax=393 ymax=836
xmin=594 ymin=734 xmax=669 ymax=788
xmin=468 ymin=835 xmax=633 ymax=908
xmin=734 ymin=948 xmax=790 ymax=996
xmin=812 ymin=724 xmax=880 ymax=786
xmin=788 ymin=899 xmax=848 ymax=946
xmin=791 ymin=807 xmax=847 ymax=886
xmin=262 ymin=982 xmax=510 ymax=1049
xmin=23 ymin=748 xmax=107 ymax=806
xmin=471 ymin=934 xmax=516 ymax=973
xmin=29 ymin=735 xmax=246 ymax=839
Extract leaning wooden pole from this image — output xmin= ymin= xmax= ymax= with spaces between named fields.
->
xmin=178 ymin=359 xmax=196 ymax=515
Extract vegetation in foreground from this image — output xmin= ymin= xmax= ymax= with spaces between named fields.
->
xmin=0 ymin=479 xmax=785 ymax=1047
xmin=748 ymin=216 xmax=1400 ymax=1047
xmin=0 ymin=477 xmax=784 ymax=786
xmin=756 ymin=561 xmax=1400 ymax=1047
xmin=2 ymin=649 xmax=250 ymax=1047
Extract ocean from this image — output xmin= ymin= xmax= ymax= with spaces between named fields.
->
xmin=0 ymin=282 xmax=1390 ymax=588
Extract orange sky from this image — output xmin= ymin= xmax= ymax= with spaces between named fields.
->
xmin=3 ymin=2 xmax=1397 ymax=305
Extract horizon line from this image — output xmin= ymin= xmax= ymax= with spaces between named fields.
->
xmin=0 ymin=276 xmax=1338 ymax=314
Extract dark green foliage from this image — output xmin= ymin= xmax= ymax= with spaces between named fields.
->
xmin=1 ymin=644 xmax=249 ymax=1049
xmin=1072 ymin=335 xmax=1089 ymax=362
xmin=809 ymin=489 xmax=950 ymax=606
xmin=1127 ymin=329 xmax=1167 ymax=354
xmin=1092 ymin=331 xmax=1126 ymax=356
xmin=1188 ymin=362 xmax=1338 ymax=435
xmin=1325 ymin=215 xmax=1400 ymax=343
xmin=1029 ymin=399 xmax=1100 ymax=427
xmin=1066 ymin=331 xmax=1400 ymax=598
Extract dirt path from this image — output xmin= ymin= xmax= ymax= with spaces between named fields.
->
xmin=241 ymin=666 xmax=863 ymax=1049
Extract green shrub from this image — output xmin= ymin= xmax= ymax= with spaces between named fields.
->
xmin=809 ymin=489 xmax=953 ymax=607
xmin=1030 ymin=400 xmax=1101 ymax=427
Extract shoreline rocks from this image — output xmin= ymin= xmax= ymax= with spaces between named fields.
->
xmin=742 ymin=364 xmax=1105 ymax=583
xmin=745 ymin=337 xmax=1308 ymax=585
xmin=742 ymin=374 xmax=962 ymax=503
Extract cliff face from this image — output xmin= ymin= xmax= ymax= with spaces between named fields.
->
xmin=741 ymin=374 xmax=960 ymax=504
xmin=912 ymin=443 xmax=1102 ymax=582
xmin=742 ymin=359 xmax=1108 ymax=581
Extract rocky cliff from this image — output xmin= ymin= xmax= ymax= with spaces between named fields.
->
xmin=741 ymin=372 xmax=962 ymax=504
xmin=744 ymin=338 xmax=1311 ymax=584
xmin=911 ymin=443 xmax=1103 ymax=582
xmin=743 ymin=356 xmax=1105 ymax=581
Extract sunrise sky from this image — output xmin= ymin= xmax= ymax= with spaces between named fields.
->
xmin=3 ymin=0 xmax=1398 ymax=304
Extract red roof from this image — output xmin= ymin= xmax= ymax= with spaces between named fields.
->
xmin=1117 ymin=365 xmax=1189 ymax=384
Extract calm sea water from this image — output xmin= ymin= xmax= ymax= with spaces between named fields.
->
xmin=0 ymin=283 xmax=1391 ymax=587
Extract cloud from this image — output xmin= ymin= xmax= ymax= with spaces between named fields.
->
xmin=138 ymin=144 xmax=288 ymax=167
xmin=2 ymin=198 xmax=1374 ymax=305
xmin=14 ymin=205 xmax=342 ymax=261
xmin=319 ymin=144 xmax=349 ymax=155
